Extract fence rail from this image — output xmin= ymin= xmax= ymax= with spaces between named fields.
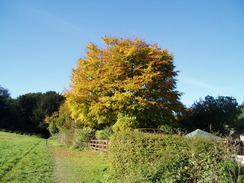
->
xmin=88 ymin=140 xmax=110 ymax=152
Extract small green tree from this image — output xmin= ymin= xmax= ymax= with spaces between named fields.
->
xmin=45 ymin=101 xmax=74 ymax=134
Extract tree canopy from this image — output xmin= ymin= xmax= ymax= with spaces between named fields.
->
xmin=178 ymin=95 xmax=242 ymax=135
xmin=65 ymin=37 xmax=183 ymax=129
xmin=235 ymin=102 xmax=244 ymax=134
xmin=0 ymin=86 xmax=11 ymax=129
xmin=0 ymin=88 xmax=64 ymax=137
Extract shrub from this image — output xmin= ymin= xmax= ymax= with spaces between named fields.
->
xmin=52 ymin=131 xmax=73 ymax=146
xmin=95 ymin=126 xmax=114 ymax=140
xmin=109 ymin=131 xmax=242 ymax=182
xmin=159 ymin=124 xmax=176 ymax=134
xmin=51 ymin=127 xmax=95 ymax=150
xmin=112 ymin=114 xmax=138 ymax=132
xmin=72 ymin=127 xmax=95 ymax=149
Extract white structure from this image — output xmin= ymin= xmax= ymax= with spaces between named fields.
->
xmin=235 ymin=155 xmax=244 ymax=166
xmin=185 ymin=129 xmax=223 ymax=140
xmin=240 ymin=135 xmax=244 ymax=141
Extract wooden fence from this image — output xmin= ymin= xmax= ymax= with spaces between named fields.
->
xmin=88 ymin=140 xmax=110 ymax=152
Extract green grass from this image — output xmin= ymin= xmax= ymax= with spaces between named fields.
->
xmin=48 ymin=139 xmax=120 ymax=183
xmin=0 ymin=131 xmax=120 ymax=183
xmin=0 ymin=131 xmax=54 ymax=183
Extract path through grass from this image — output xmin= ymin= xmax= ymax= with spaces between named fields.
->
xmin=48 ymin=140 xmax=119 ymax=183
xmin=0 ymin=132 xmax=119 ymax=183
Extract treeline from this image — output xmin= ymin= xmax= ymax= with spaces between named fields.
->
xmin=0 ymin=86 xmax=64 ymax=138
xmin=178 ymin=95 xmax=244 ymax=135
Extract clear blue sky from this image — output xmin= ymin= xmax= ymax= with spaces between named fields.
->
xmin=1 ymin=0 xmax=243 ymax=107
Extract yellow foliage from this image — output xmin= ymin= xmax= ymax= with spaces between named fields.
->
xmin=65 ymin=37 xmax=182 ymax=128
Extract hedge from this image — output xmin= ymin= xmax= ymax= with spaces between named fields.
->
xmin=109 ymin=131 xmax=243 ymax=183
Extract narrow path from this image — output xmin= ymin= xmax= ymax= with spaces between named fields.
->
xmin=46 ymin=139 xmax=113 ymax=183
xmin=47 ymin=141 xmax=86 ymax=183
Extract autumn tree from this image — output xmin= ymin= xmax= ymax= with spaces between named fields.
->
xmin=65 ymin=37 xmax=183 ymax=129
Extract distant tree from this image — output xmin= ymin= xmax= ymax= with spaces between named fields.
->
xmin=38 ymin=91 xmax=65 ymax=116
xmin=33 ymin=91 xmax=65 ymax=129
xmin=178 ymin=96 xmax=242 ymax=135
xmin=65 ymin=37 xmax=183 ymax=129
xmin=8 ymin=91 xmax=64 ymax=137
xmin=0 ymin=86 xmax=11 ymax=99
xmin=0 ymin=88 xmax=64 ymax=136
xmin=14 ymin=93 xmax=42 ymax=132
xmin=234 ymin=102 xmax=244 ymax=134
xmin=0 ymin=86 xmax=10 ymax=115
xmin=0 ymin=86 xmax=11 ymax=129
xmin=239 ymin=102 xmax=244 ymax=118
xmin=45 ymin=101 xmax=74 ymax=134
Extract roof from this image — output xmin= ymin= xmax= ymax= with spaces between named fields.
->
xmin=185 ymin=129 xmax=223 ymax=140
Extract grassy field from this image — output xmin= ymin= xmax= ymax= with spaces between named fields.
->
xmin=0 ymin=131 xmax=54 ymax=182
xmin=0 ymin=132 xmax=119 ymax=183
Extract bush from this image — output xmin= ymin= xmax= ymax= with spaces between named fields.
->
xmin=95 ymin=126 xmax=114 ymax=140
xmin=112 ymin=114 xmax=138 ymax=132
xmin=109 ymin=131 xmax=242 ymax=182
xmin=159 ymin=124 xmax=176 ymax=134
xmin=72 ymin=127 xmax=95 ymax=149
xmin=52 ymin=132 xmax=73 ymax=147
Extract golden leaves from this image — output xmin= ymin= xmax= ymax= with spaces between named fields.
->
xmin=65 ymin=37 xmax=181 ymax=128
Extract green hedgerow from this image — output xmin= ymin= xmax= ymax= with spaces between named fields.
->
xmin=109 ymin=131 xmax=242 ymax=183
